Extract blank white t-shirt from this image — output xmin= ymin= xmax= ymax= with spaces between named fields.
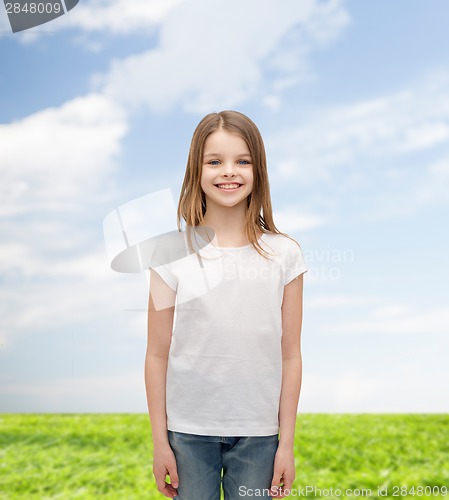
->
xmin=149 ymin=230 xmax=308 ymax=437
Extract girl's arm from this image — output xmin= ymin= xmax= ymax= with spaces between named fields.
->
xmin=278 ymin=273 xmax=305 ymax=449
xmin=145 ymin=269 xmax=176 ymax=448
xmin=145 ymin=270 xmax=180 ymax=497
xmin=271 ymin=274 xmax=304 ymax=496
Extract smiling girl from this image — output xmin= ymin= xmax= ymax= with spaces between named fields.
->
xmin=145 ymin=110 xmax=308 ymax=499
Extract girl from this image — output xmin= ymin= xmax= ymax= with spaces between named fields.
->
xmin=145 ymin=110 xmax=308 ymax=499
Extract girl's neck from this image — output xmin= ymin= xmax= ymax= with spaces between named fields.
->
xmin=201 ymin=205 xmax=249 ymax=247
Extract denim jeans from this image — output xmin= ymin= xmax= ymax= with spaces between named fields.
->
xmin=167 ymin=430 xmax=279 ymax=499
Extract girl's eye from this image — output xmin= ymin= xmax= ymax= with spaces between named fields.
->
xmin=207 ymin=159 xmax=251 ymax=165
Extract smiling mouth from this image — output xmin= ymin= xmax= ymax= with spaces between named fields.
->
xmin=214 ymin=184 xmax=243 ymax=190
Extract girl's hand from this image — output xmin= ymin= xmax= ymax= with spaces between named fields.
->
xmin=153 ymin=443 xmax=179 ymax=499
xmin=270 ymin=445 xmax=295 ymax=498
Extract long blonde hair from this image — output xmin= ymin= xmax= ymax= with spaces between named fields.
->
xmin=177 ymin=110 xmax=298 ymax=260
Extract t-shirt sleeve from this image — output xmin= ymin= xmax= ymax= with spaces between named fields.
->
xmin=149 ymin=261 xmax=178 ymax=291
xmin=283 ymin=238 xmax=308 ymax=286
xmin=148 ymin=234 xmax=179 ymax=292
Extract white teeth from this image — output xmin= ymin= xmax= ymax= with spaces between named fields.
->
xmin=217 ymin=184 xmax=240 ymax=189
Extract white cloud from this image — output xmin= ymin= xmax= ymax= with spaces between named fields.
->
xmin=265 ymin=69 xmax=449 ymax=221
xmin=0 ymin=93 xmax=128 ymax=217
xmin=92 ymin=0 xmax=350 ymax=114
xmin=301 ymin=369 xmax=449 ymax=412
xmin=261 ymin=95 xmax=282 ymax=112
xmin=62 ymin=0 xmax=185 ymax=34
xmin=397 ymin=121 xmax=449 ymax=152
xmin=318 ymin=305 xmax=449 ymax=336
xmin=0 ymin=256 xmax=149 ymax=345
xmin=411 ymin=154 xmax=449 ymax=208
xmin=0 ymin=370 xmax=147 ymax=412
xmin=371 ymin=304 xmax=413 ymax=318
xmin=274 ymin=206 xmax=325 ymax=233
xmin=0 ymin=240 xmax=108 ymax=281
xmin=308 ymin=294 xmax=380 ymax=308
xmin=267 ymin=69 xmax=449 ymax=186
xmin=0 ymin=92 xmax=135 ymax=349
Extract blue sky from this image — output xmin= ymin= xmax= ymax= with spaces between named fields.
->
xmin=1 ymin=0 xmax=448 ymax=414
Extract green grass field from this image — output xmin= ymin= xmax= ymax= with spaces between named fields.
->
xmin=1 ymin=414 xmax=448 ymax=499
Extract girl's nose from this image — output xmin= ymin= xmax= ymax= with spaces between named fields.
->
xmin=222 ymin=161 xmax=237 ymax=173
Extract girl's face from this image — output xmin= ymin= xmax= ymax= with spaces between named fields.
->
xmin=200 ymin=129 xmax=254 ymax=209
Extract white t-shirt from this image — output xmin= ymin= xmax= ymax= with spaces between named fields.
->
xmin=149 ymin=230 xmax=308 ymax=437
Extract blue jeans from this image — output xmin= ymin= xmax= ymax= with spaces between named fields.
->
xmin=167 ymin=430 xmax=279 ymax=499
